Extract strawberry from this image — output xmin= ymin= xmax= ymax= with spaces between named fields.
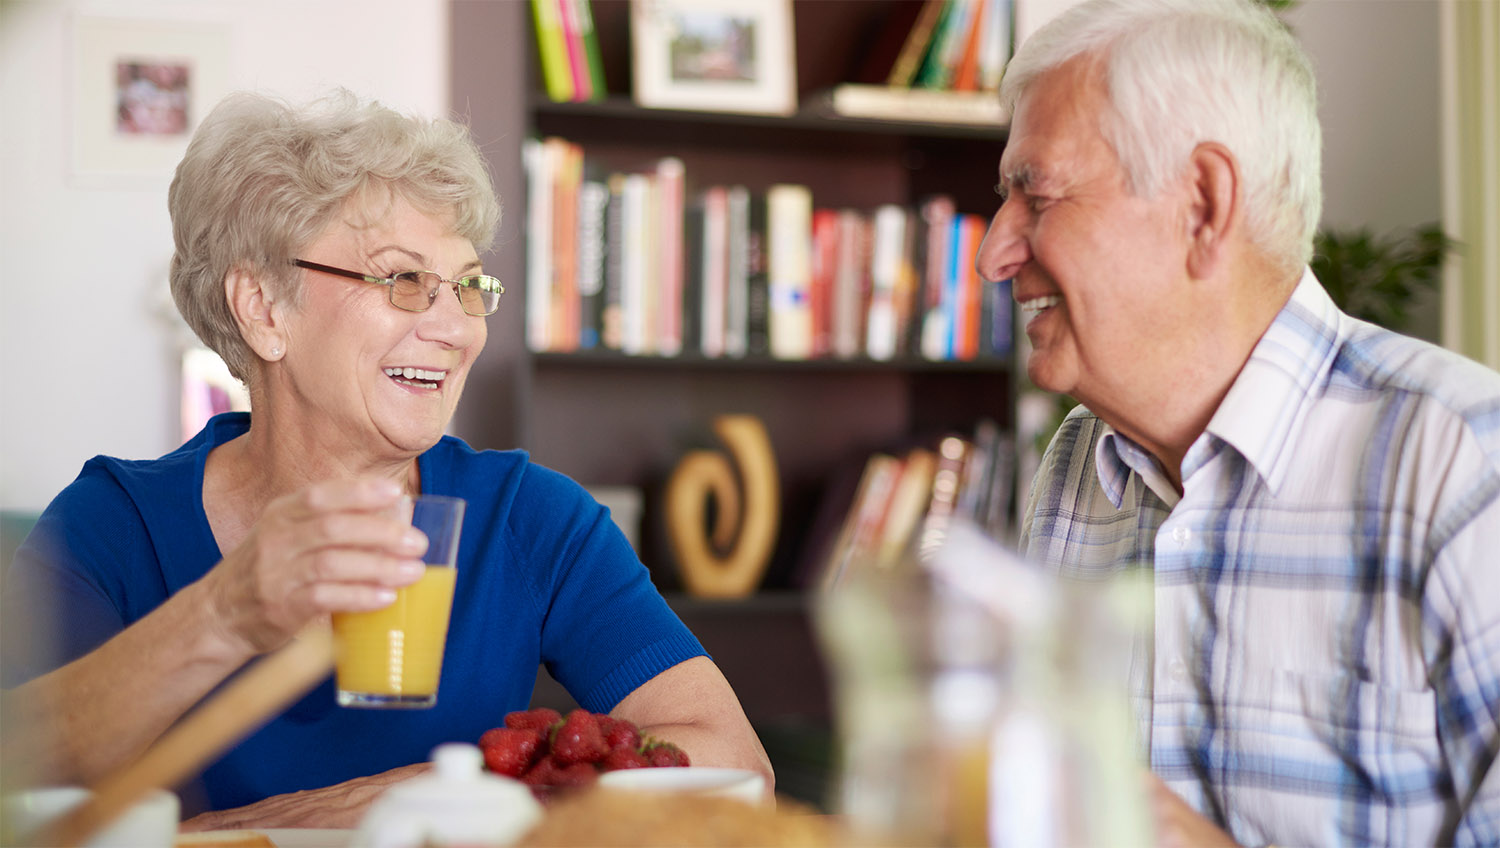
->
xmin=602 ymin=716 xmax=641 ymax=752
xmin=601 ymin=747 xmax=650 ymax=771
xmin=553 ymin=762 xmax=599 ymax=788
xmin=520 ymin=755 xmax=564 ymax=786
xmin=550 ymin=709 xmax=609 ymax=765
xmin=505 ymin=707 xmax=563 ymax=734
xmin=478 ymin=727 xmax=541 ymax=778
xmin=644 ymin=740 xmax=691 ymax=768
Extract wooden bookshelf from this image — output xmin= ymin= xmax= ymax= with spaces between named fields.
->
xmin=450 ymin=0 xmax=1014 ymax=807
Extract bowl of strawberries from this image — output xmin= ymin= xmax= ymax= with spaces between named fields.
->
xmin=477 ymin=707 xmax=691 ymax=803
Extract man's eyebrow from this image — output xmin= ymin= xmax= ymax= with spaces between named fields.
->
xmin=1000 ymin=162 xmax=1045 ymax=192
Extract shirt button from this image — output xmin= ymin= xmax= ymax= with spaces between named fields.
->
xmin=1171 ymin=526 xmax=1191 ymax=545
xmin=1169 ymin=659 xmax=1187 ymax=681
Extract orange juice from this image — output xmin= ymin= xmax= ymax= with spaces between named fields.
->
xmin=332 ymin=566 xmax=457 ymax=707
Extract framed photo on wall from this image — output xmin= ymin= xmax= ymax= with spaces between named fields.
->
xmin=630 ymin=0 xmax=796 ymax=116
xmin=71 ymin=15 xmax=231 ymax=186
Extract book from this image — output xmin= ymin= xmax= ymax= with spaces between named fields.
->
xmin=866 ymin=204 xmax=907 ymax=361
xmin=744 ymin=190 xmax=770 ymax=357
xmin=919 ymin=434 xmax=971 ymax=559
xmin=681 ymin=196 xmax=704 ymax=355
xmin=724 ymin=186 xmax=751 ymax=358
xmin=557 ymin=0 xmax=592 ymax=101
xmin=601 ymin=174 xmax=626 ymax=350
xmin=620 ymin=172 xmax=650 ymax=355
xmin=699 ymin=186 xmax=730 ymax=358
xmin=569 ymin=0 xmax=608 ymax=100
xmin=951 ymin=0 xmax=987 ymax=91
xmin=530 ymin=0 xmax=575 ymax=102
xmin=824 ymin=84 xmax=1006 ymax=126
xmin=919 ymin=196 xmax=956 ymax=360
xmin=978 ymin=0 xmax=1012 ymax=92
xmin=810 ymin=209 xmax=841 ymax=358
xmin=576 ymin=178 xmax=609 ymax=349
xmin=549 ymin=138 xmax=583 ymax=352
xmin=821 ymin=452 xmax=903 ymax=590
xmin=832 ymin=209 xmax=868 ymax=359
xmin=522 ymin=138 xmax=554 ymax=352
xmin=766 ymin=184 xmax=813 ymax=360
xmin=655 ymin=157 xmax=686 ymax=357
xmin=887 ymin=0 xmax=949 ymax=87
xmin=875 ymin=447 xmax=938 ymax=568
xmin=917 ymin=0 xmax=978 ymax=89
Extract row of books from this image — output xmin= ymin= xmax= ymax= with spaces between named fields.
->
xmin=811 ymin=419 xmax=1015 ymax=590
xmin=827 ymin=0 xmax=1013 ymax=125
xmin=530 ymin=0 xmax=605 ymax=102
xmin=523 ymin=136 xmax=1013 ymax=362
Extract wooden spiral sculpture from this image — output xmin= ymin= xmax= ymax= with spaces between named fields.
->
xmin=664 ymin=415 xmax=780 ymax=598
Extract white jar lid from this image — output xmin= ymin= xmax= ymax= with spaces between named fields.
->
xmin=354 ymin=743 xmax=543 ymax=848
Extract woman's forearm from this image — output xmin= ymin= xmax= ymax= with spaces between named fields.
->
xmin=1 ymin=578 xmax=256 ymax=786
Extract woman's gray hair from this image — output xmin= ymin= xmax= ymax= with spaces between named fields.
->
xmin=1000 ymin=0 xmax=1321 ymax=277
xmin=168 ymin=89 xmax=500 ymax=382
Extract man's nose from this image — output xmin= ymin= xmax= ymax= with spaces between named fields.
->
xmin=976 ymin=201 xmax=1030 ymax=283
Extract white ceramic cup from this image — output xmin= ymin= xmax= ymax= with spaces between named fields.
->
xmin=597 ymin=766 xmax=767 ymax=804
xmin=2 ymin=786 xmax=179 ymax=847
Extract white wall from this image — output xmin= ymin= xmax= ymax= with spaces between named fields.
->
xmin=0 ymin=0 xmax=448 ymax=511
xmin=0 ymin=0 xmax=1448 ymax=512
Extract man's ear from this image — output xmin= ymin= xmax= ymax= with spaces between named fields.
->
xmin=1185 ymin=142 xmax=1240 ymax=280
xmin=225 ymin=265 xmax=286 ymax=361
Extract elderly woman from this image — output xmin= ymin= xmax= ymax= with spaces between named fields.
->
xmin=0 ymin=91 xmax=771 ymax=827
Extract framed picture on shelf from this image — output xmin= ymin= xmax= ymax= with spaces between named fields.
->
xmin=630 ymin=0 xmax=796 ymax=116
xmin=70 ymin=15 xmax=230 ymax=186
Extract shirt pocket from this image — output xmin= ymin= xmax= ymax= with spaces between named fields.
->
xmin=1221 ymin=670 xmax=1445 ymax=845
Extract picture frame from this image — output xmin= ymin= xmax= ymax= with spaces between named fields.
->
xmin=630 ymin=0 xmax=797 ymax=116
xmin=71 ymin=15 xmax=231 ymax=186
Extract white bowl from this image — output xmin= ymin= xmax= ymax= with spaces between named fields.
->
xmin=2 ymin=786 xmax=179 ymax=847
xmin=597 ymin=767 xmax=766 ymax=804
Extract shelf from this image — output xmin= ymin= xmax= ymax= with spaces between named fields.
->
xmin=530 ymin=350 xmax=1012 ymax=374
xmin=531 ymin=95 xmax=1009 ymax=142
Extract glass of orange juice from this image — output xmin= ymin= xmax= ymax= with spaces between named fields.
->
xmin=333 ymin=494 xmax=464 ymax=708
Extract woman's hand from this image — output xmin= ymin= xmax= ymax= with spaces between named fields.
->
xmin=203 ymin=477 xmax=428 ymax=655
xmin=178 ymin=762 xmax=432 ymax=832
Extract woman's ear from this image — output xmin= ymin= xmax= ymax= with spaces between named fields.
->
xmin=1185 ymin=142 xmax=1241 ymax=280
xmin=225 ymin=265 xmax=286 ymax=361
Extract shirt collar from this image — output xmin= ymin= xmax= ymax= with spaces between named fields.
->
xmin=1089 ymin=268 xmax=1344 ymax=507
xmin=1199 ymin=267 xmax=1345 ymax=495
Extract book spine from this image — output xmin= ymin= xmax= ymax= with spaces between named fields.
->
xmin=919 ymin=196 xmax=955 ymax=360
xmin=745 ymin=192 xmax=771 ymax=357
xmin=523 ymin=138 xmax=553 ymax=352
xmin=725 ymin=186 xmax=751 ymax=358
xmin=620 ymin=173 xmax=650 ymax=355
xmin=700 ymin=186 xmax=729 ymax=358
xmin=978 ymin=0 xmax=1011 ymax=92
xmin=866 ymin=203 xmax=906 ymax=361
xmin=681 ymin=197 xmax=704 ymax=357
xmin=550 ymin=139 xmax=582 ymax=352
xmin=832 ymin=209 xmax=866 ymax=359
xmin=952 ymin=0 xmax=987 ymax=91
xmin=558 ymin=0 xmax=592 ymax=101
xmin=655 ymin=157 xmax=685 ymax=357
xmin=767 ymin=183 xmax=813 ymax=360
xmin=888 ymin=0 xmax=948 ymax=87
xmin=810 ymin=208 xmax=840 ymax=358
xmin=530 ymin=0 xmax=575 ymax=102
xmin=576 ymin=178 xmax=609 ymax=350
xmin=571 ymin=0 xmax=608 ymax=100
xmin=601 ymin=174 xmax=626 ymax=350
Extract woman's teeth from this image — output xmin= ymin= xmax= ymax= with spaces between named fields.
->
xmin=384 ymin=367 xmax=446 ymax=388
xmin=1019 ymin=295 xmax=1062 ymax=314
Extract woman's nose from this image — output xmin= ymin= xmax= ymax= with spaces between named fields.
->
xmin=976 ymin=201 xmax=1030 ymax=283
xmin=416 ymin=286 xmax=483 ymax=347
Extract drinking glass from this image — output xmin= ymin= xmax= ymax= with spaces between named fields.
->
xmin=333 ymin=495 xmax=464 ymax=708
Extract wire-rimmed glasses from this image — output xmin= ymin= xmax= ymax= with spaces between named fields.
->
xmin=290 ymin=259 xmax=503 ymax=316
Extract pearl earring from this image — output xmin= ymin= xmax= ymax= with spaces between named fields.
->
xmin=269 ymin=346 xmax=282 ymax=358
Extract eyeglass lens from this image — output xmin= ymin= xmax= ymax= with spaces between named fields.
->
xmin=390 ymin=272 xmax=502 ymax=316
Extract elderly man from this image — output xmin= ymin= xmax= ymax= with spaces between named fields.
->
xmin=978 ymin=0 xmax=1500 ymax=845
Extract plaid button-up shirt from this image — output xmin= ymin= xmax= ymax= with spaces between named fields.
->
xmin=1019 ymin=270 xmax=1500 ymax=846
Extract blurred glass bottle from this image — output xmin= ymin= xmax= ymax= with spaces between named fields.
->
xmin=815 ymin=521 xmax=1150 ymax=847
